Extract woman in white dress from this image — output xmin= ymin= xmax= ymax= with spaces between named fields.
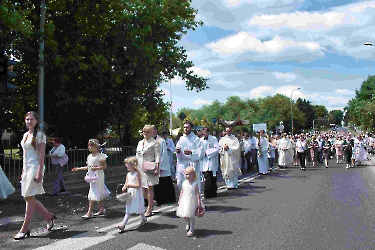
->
xmin=15 ymin=111 xmax=56 ymax=240
xmin=355 ymin=136 xmax=367 ymax=166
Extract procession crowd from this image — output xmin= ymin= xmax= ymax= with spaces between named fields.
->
xmin=3 ymin=111 xmax=373 ymax=240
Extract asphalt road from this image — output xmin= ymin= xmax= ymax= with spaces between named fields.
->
xmin=2 ymin=158 xmax=375 ymax=250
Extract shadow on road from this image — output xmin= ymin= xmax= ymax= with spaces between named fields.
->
xmin=194 ymin=228 xmax=232 ymax=238
xmin=204 ymin=205 xmax=248 ymax=213
xmin=137 ymin=222 xmax=178 ymax=232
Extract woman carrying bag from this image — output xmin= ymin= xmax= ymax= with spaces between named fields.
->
xmin=48 ymin=137 xmax=68 ymax=196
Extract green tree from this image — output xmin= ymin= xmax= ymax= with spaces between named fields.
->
xmin=312 ymin=105 xmax=328 ymax=119
xmin=345 ymin=75 xmax=375 ymax=131
xmin=296 ymin=98 xmax=315 ymax=129
xmin=329 ymin=110 xmax=344 ymax=126
xmin=1 ymin=0 xmax=207 ymax=148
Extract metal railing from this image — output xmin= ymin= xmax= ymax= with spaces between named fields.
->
xmin=0 ymin=146 xmax=135 ymax=185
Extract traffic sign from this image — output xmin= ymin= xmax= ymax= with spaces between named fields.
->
xmin=178 ymin=112 xmax=186 ymax=121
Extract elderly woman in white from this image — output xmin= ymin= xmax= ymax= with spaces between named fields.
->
xmin=136 ymin=125 xmax=161 ymax=217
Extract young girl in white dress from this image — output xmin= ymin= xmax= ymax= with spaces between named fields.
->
xmin=72 ymin=139 xmax=110 ymax=219
xmin=176 ymin=166 xmax=202 ymax=237
xmin=116 ymin=156 xmax=147 ymax=232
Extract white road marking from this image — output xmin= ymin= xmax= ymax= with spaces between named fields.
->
xmin=32 ymin=206 xmax=177 ymax=250
xmin=31 ymin=173 xmax=260 ymax=250
xmin=127 ymin=243 xmax=167 ymax=250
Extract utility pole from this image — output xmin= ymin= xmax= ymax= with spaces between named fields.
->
xmin=38 ymin=0 xmax=46 ymax=130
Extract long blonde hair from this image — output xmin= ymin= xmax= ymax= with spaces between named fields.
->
xmin=124 ymin=156 xmax=141 ymax=176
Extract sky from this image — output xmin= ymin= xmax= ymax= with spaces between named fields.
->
xmin=158 ymin=0 xmax=375 ymax=114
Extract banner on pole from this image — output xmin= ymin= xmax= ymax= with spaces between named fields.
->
xmin=253 ymin=123 xmax=267 ymax=133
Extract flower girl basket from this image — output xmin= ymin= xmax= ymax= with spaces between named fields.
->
xmin=115 ymin=184 xmax=133 ymax=203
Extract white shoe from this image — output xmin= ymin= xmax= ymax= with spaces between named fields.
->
xmin=93 ymin=209 xmax=106 ymax=217
xmin=185 ymin=224 xmax=190 ymax=231
xmin=187 ymin=230 xmax=194 ymax=237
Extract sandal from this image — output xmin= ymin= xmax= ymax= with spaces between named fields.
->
xmin=82 ymin=212 xmax=92 ymax=219
xmin=116 ymin=225 xmax=125 ymax=233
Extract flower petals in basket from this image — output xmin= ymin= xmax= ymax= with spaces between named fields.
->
xmin=116 ymin=192 xmax=132 ymax=202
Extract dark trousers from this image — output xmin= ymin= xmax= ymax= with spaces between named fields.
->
xmin=154 ymin=176 xmax=176 ymax=205
xmin=298 ymin=152 xmax=306 ymax=169
xmin=244 ymin=152 xmax=252 ymax=171
xmin=251 ymin=149 xmax=258 ymax=172
xmin=52 ymin=164 xmax=66 ymax=194
xmin=203 ymin=171 xmax=217 ymax=198
xmin=318 ymin=150 xmax=323 ymax=164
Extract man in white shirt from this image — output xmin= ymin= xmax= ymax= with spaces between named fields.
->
xmin=48 ymin=137 xmax=67 ymax=196
xmin=176 ymin=121 xmax=204 ymax=191
xmin=162 ymin=131 xmax=176 ymax=179
xmin=199 ymin=127 xmax=220 ymax=198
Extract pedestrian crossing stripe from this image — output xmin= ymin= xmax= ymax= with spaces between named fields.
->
xmin=127 ymin=243 xmax=166 ymax=250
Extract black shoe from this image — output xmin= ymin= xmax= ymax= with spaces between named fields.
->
xmin=50 ymin=192 xmax=57 ymax=196
xmin=58 ymin=188 xmax=66 ymax=193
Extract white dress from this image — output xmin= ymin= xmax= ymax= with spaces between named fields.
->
xmin=0 ymin=165 xmax=15 ymax=199
xmin=125 ymin=172 xmax=145 ymax=214
xmin=176 ymin=180 xmax=198 ymax=218
xmin=355 ymin=140 xmax=368 ymax=162
xmin=86 ymin=153 xmax=110 ymax=201
xmin=20 ymin=131 xmax=46 ymax=197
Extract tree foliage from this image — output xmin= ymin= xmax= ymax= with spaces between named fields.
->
xmin=296 ymin=98 xmax=315 ymax=129
xmin=345 ymin=75 xmax=375 ymax=131
xmin=329 ymin=110 xmax=344 ymax=125
xmin=0 ymin=0 xmax=207 ymax=148
xmin=183 ymin=94 xmax=306 ymax=134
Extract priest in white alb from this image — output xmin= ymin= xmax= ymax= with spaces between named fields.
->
xmin=176 ymin=121 xmax=204 ymax=192
xmin=218 ymin=127 xmax=241 ymax=189
xmin=256 ymin=129 xmax=269 ymax=174
xmin=278 ymin=133 xmax=293 ymax=168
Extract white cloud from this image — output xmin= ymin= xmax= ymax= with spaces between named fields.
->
xmin=248 ymin=11 xmax=346 ymax=31
xmin=277 ymin=86 xmax=305 ymax=100
xmin=208 ymin=32 xmax=323 ymax=56
xmin=189 ymin=66 xmax=211 ymax=78
xmin=170 ymin=76 xmax=185 ymax=85
xmin=272 ymin=72 xmax=297 ymax=82
xmin=335 ymin=89 xmax=355 ymax=95
xmin=248 ymin=86 xmax=277 ymax=98
xmin=326 ymin=96 xmax=350 ymax=106
xmin=193 ymin=99 xmax=212 ymax=106
xmin=224 ymin=0 xmax=302 ymax=8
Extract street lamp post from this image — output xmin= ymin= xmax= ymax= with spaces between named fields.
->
xmin=291 ymin=87 xmax=300 ymax=135
xmin=364 ymin=42 xmax=373 ymax=46
xmin=169 ymin=78 xmax=172 ymax=136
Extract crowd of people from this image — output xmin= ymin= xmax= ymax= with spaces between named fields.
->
xmin=8 ymin=112 xmax=375 ymax=239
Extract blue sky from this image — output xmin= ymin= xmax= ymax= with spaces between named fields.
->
xmin=158 ymin=0 xmax=375 ymax=114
